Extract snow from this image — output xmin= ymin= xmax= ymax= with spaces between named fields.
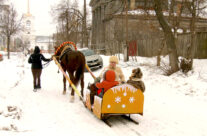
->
xmin=117 ymin=8 xmax=207 ymax=19
xmin=0 ymin=52 xmax=207 ymax=136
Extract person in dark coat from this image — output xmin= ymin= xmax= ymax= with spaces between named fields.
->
xmin=28 ymin=46 xmax=51 ymax=90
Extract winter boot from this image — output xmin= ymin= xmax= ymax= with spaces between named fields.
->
xmin=34 ymin=85 xmax=37 ymax=89
xmin=33 ymin=85 xmax=37 ymax=92
xmin=37 ymin=84 xmax=41 ymax=89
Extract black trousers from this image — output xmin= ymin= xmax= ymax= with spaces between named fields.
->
xmin=31 ymin=69 xmax=42 ymax=88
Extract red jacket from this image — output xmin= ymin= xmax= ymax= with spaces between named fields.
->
xmin=96 ymin=70 xmax=119 ymax=93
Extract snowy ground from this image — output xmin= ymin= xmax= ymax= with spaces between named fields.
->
xmin=0 ymin=52 xmax=207 ymax=136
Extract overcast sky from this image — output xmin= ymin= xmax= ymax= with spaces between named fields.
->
xmin=10 ymin=0 xmax=90 ymax=36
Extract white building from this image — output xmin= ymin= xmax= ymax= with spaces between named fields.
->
xmin=21 ymin=0 xmax=36 ymax=50
xmin=35 ymin=36 xmax=54 ymax=52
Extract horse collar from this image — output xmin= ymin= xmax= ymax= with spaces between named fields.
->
xmin=55 ymin=41 xmax=77 ymax=55
xmin=55 ymin=44 xmax=64 ymax=55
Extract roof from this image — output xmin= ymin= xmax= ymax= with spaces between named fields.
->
xmin=115 ymin=9 xmax=207 ymax=19
xmin=35 ymin=36 xmax=53 ymax=43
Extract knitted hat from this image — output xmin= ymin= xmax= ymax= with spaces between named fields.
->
xmin=109 ymin=56 xmax=119 ymax=64
xmin=103 ymin=70 xmax=116 ymax=82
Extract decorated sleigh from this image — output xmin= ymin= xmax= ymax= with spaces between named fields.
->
xmin=53 ymin=41 xmax=144 ymax=126
xmin=85 ymin=84 xmax=144 ymax=124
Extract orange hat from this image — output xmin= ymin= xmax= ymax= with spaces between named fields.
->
xmin=104 ymin=70 xmax=116 ymax=82
xmin=96 ymin=70 xmax=119 ymax=92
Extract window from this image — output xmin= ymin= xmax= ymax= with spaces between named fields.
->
xmin=26 ymin=20 xmax=31 ymax=27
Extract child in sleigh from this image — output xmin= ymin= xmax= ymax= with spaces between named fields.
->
xmin=88 ymin=70 xmax=119 ymax=105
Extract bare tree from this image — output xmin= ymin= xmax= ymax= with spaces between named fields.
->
xmin=154 ymin=0 xmax=179 ymax=73
xmin=186 ymin=0 xmax=206 ymax=60
xmin=142 ymin=0 xmax=205 ymax=74
xmin=176 ymin=0 xmax=207 ymax=73
xmin=51 ymin=0 xmax=84 ymax=46
xmin=1 ymin=4 xmax=22 ymax=59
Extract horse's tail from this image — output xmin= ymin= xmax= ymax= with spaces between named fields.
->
xmin=74 ymin=60 xmax=85 ymax=85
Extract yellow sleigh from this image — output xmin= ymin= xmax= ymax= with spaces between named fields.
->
xmin=53 ymin=49 xmax=144 ymax=124
xmin=85 ymin=84 xmax=144 ymax=123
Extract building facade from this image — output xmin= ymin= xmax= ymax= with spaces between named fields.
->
xmin=89 ymin=0 xmax=207 ymax=57
xmin=35 ymin=36 xmax=54 ymax=53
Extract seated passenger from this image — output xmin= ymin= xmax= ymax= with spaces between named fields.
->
xmin=95 ymin=56 xmax=125 ymax=84
xmin=127 ymin=67 xmax=145 ymax=93
xmin=89 ymin=70 xmax=119 ymax=105
xmin=96 ymin=70 xmax=119 ymax=95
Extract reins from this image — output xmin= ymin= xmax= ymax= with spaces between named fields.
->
xmin=42 ymin=60 xmax=52 ymax=68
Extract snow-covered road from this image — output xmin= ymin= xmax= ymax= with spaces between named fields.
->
xmin=0 ymin=53 xmax=207 ymax=136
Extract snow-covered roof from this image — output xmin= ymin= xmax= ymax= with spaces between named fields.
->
xmin=115 ymin=9 xmax=207 ymax=19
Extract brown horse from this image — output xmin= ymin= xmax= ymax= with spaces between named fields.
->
xmin=54 ymin=43 xmax=85 ymax=100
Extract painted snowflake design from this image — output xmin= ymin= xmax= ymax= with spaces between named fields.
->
xmin=129 ymin=97 xmax=135 ymax=103
xmin=122 ymin=104 xmax=126 ymax=108
xmin=115 ymin=97 xmax=121 ymax=103
xmin=107 ymin=104 xmax=111 ymax=109
xmin=123 ymin=92 xmax=127 ymax=96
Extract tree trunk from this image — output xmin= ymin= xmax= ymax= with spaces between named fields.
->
xmin=81 ymin=26 xmax=84 ymax=48
xmin=154 ymin=0 xmax=179 ymax=73
xmin=66 ymin=10 xmax=69 ymax=41
xmin=124 ymin=0 xmax=129 ymax=62
xmin=187 ymin=0 xmax=196 ymax=65
xmin=7 ymin=36 xmax=10 ymax=59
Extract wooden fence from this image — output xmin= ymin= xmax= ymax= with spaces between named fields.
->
xmin=92 ymin=32 xmax=207 ymax=59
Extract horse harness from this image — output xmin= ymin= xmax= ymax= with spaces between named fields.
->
xmin=59 ymin=46 xmax=73 ymax=61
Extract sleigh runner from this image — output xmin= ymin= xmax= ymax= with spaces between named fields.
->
xmin=85 ymin=84 xmax=144 ymax=121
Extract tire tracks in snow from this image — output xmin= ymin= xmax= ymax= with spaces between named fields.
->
xmin=106 ymin=116 xmax=143 ymax=136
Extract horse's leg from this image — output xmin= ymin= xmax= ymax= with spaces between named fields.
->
xmin=68 ymin=71 xmax=75 ymax=102
xmin=80 ymin=74 xmax=84 ymax=97
xmin=62 ymin=67 xmax=67 ymax=95
xmin=63 ymin=75 xmax=66 ymax=95
xmin=68 ymin=72 xmax=75 ymax=96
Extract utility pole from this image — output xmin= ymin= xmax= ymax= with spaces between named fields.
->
xmin=124 ymin=0 xmax=129 ymax=61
